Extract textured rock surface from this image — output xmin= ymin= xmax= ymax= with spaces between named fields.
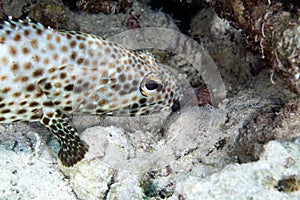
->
xmin=0 ymin=147 xmax=76 ymax=199
xmin=190 ymin=7 xmax=260 ymax=96
xmin=173 ymin=139 xmax=300 ymax=199
xmin=60 ymin=105 xmax=229 ymax=199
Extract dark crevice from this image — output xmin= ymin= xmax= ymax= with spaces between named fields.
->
xmin=147 ymin=0 xmax=205 ymax=33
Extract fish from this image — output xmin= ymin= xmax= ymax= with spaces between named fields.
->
xmin=0 ymin=17 xmax=183 ymax=167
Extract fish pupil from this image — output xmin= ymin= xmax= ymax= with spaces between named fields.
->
xmin=145 ymin=80 xmax=159 ymax=90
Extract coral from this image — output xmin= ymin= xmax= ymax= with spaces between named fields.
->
xmin=126 ymin=10 xmax=141 ymax=29
xmin=76 ymin=0 xmax=132 ymax=14
xmin=0 ymin=0 xmax=6 ymax=20
xmin=234 ymin=99 xmax=300 ymax=163
xmin=234 ymin=108 xmax=279 ymax=163
xmin=275 ymin=175 xmax=300 ymax=192
xmin=194 ymin=85 xmax=211 ymax=106
xmin=210 ymin=0 xmax=300 ymax=94
xmin=28 ymin=0 xmax=70 ymax=29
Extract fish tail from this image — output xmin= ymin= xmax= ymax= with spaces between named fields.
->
xmin=40 ymin=109 xmax=88 ymax=167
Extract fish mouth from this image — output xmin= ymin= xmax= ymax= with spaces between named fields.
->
xmin=171 ymin=99 xmax=181 ymax=112
xmin=170 ymin=86 xmax=199 ymax=112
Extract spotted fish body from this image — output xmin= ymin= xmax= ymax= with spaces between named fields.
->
xmin=0 ymin=17 xmax=182 ymax=167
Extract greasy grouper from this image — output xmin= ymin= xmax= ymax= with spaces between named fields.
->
xmin=0 ymin=17 xmax=182 ymax=167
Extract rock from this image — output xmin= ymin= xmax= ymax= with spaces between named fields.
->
xmin=190 ymin=7 xmax=261 ymax=95
xmin=173 ymin=139 xmax=300 ymax=199
xmin=0 ymin=148 xmax=76 ymax=199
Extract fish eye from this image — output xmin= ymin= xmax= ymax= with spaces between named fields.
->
xmin=140 ymin=73 xmax=163 ymax=96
